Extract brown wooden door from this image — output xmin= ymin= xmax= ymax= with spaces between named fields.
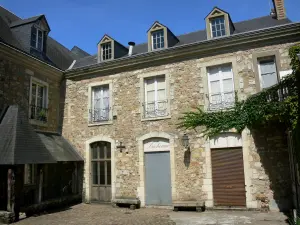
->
xmin=91 ymin=142 xmax=111 ymax=202
xmin=211 ymin=148 xmax=246 ymax=207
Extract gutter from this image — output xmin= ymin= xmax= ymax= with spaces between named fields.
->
xmin=0 ymin=40 xmax=64 ymax=72
xmin=66 ymin=22 xmax=300 ymax=78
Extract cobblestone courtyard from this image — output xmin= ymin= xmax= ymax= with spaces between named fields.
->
xmin=16 ymin=204 xmax=175 ymax=225
xmin=14 ymin=203 xmax=289 ymax=225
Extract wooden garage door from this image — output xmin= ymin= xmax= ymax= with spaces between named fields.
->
xmin=211 ymin=148 xmax=246 ymax=207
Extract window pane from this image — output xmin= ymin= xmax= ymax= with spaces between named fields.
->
xmin=260 ymin=60 xmax=276 ymax=74
xmin=92 ymin=145 xmax=98 ymax=159
xmin=208 ymin=67 xmax=220 ymax=81
xmin=32 ymin=83 xmax=36 ymax=96
xmin=106 ymin=144 xmax=111 ymax=159
xmin=210 ymin=80 xmax=221 ymax=94
xmin=99 ymin=144 xmax=105 ymax=159
xmin=147 ymin=90 xmax=155 ymax=102
xmin=157 ymin=89 xmax=166 ymax=101
xmin=146 ymin=78 xmax=155 ymax=91
xmin=156 ymin=76 xmax=165 ymax=89
xmin=223 ymin=78 xmax=234 ymax=92
xmin=261 ymin=73 xmax=278 ymax=88
xmin=92 ymin=162 xmax=98 ymax=184
xmin=221 ymin=66 xmax=233 ymax=79
xmin=38 ymin=86 xmax=44 ymax=98
xmin=107 ymin=161 xmax=111 ymax=185
xmin=99 ymin=162 xmax=105 ymax=185
xmin=152 ymin=30 xmax=164 ymax=49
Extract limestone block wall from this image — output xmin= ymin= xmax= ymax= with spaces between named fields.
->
xmin=0 ymin=56 xmax=62 ymax=133
xmin=63 ymin=41 xmax=299 ymax=209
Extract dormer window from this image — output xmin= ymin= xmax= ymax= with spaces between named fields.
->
xmin=101 ymin=42 xmax=112 ymax=61
xmin=147 ymin=21 xmax=179 ymax=52
xmin=205 ymin=7 xmax=235 ymax=39
xmin=152 ymin=30 xmax=164 ymax=50
xmin=210 ymin=17 xmax=226 ymax=38
xmin=31 ymin=27 xmax=44 ymax=51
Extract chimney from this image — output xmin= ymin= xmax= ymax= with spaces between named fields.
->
xmin=128 ymin=42 xmax=135 ymax=56
xmin=272 ymin=0 xmax=286 ymax=20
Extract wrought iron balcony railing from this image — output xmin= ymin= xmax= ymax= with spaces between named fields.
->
xmin=207 ymin=92 xmax=235 ymax=111
xmin=143 ymin=100 xmax=168 ymax=118
xmin=89 ymin=108 xmax=111 ymax=123
xmin=30 ymin=105 xmax=48 ymax=122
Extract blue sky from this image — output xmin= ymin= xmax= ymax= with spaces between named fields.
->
xmin=1 ymin=0 xmax=299 ymax=55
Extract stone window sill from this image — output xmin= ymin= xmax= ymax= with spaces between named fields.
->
xmin=29 ymin=119 xmax=48 ymax=127
xmin=141 ymin=115 xmax=171 ymax=122
xmin=88 ymin=121 xmax=113 ymax=127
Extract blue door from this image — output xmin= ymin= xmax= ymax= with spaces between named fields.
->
xmin=145 ymin=151 xmax=172 ymax=205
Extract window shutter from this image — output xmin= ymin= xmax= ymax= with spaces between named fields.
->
xmin=43 ymin=31 xmax=47 ymax=54
xmin=30 ymin=26 xmax=37 ymax=48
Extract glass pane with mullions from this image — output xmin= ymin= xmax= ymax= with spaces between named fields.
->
xmin=92 ymin=146 xmax=98 ymax=159
xmin=92 ymin=162 xmax=98 ymax=184
xmin=107 ymin=161 xmax=111 ymax=185
xmin=99 ymin=161 xmax=105 ymax=185
xmin=106 ymin=145 xmax=111 ymax=159
xmin=99 ymin=144 xmax=105 ymax=159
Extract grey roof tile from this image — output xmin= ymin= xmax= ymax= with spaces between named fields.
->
xmin=10 ymin=15 xmax=42 ymax=28
xmin=0 ymin=105 xmax=56 ymax=165
xmin=0 ymin=6 xmax=85 ymax=70
xmin=71 ymin=46 xmax=91 ymax=59
xmin=73 ymin=16 xmax=292 ymax=69
xmin=37 ymin=131 xmax=83 ymax=162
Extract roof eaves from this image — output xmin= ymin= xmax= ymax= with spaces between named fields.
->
xmin=67 ymin=22 xmax=300 ymax=73
xmin=0 ymin=40 xmax=63 ymax=72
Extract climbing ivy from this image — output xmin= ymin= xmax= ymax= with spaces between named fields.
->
xmin=179 ymin=45 xmax=300 ymax=137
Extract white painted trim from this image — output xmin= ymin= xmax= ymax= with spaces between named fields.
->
xmin=84 ymin=136 xmax=116 ymax=203
xmin=29 ymin=76 xmax=49 ymax=122
xmin=201 ymin=56 xmax=239 ymax=111
xmin=242 ymin=128 xmax=258 ymax=209
xmin=137 ymin=132 xmax=176 ymax=207
xmin=139 ymin=70 xmax=171 ymax=121
xmin=87 ymin=80 xmax=113 ymax=125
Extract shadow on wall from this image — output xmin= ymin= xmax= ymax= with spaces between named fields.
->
xmin=58 ymin=79 xmax=66 ymax=134
xmin=252 ymin=123 xmax=292 ymax=212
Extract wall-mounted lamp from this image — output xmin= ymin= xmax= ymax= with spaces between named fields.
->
xmin=182 ymin=133 xmax=190 ymax=149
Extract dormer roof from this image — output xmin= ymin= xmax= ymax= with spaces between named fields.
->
xmin=10 ymin=14 xmax=51 ymax=31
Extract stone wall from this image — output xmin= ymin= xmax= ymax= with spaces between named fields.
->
xmin=63 ymin=41 xmax=299 ymax=210
xmin=0 ymin=56 xmax=62 ymax=133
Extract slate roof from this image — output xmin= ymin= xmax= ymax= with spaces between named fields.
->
xmin=73 ymin=15 xmax=292 ymax=69
xmin=0 ymin=6 xmax=89 ymax=70
xmin=10 ymin=15 xmax=43 ymax=28
xmin=0 ymin=105 xmax=56 ymax=165
xmin=37 ymin=131 xmax=83 ymax=162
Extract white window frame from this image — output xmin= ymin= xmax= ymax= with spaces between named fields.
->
xmin=210 ymin=16 xmax=226 ymax=38
xmin=88 ymin=81 xmax=113 ymax=126
xmin=257 ymin=56 xmax=278 ymax=90
xmin=207 ymin=64 xmax=235 ymax=110
xmin=32 ymin=26 xmax=44 ymax=51
xmin=24 ymin=164 xmax=36 ymax=185
xmin=151 ymin=29 xmax=164 ymax=50
xmin=29 ymin=77 xmax=49 ymax=124
xmin=101 ymin=42 xmax=112 ymax=61
xmin=139 ymin=70 xmax=171 ymax=121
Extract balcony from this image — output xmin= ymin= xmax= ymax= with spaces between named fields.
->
xmin=207 ymin=92 xmax=235 ymax=111
xmin=30 ymin=105 xmax=48 ymax=122
xmin=143 ymin=100 xmax=168 ymax=118
xmin=89 ymin=108 xmax=111 ymax=123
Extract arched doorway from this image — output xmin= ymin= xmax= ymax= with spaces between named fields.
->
xmin=90 ymin=141 xmax=111 ymax=202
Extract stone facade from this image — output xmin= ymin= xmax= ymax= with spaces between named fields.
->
xmin=0 ymin=53 xmax=63 ymax=132
xmin=62 ymin=41 xmax=299 ymax=210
